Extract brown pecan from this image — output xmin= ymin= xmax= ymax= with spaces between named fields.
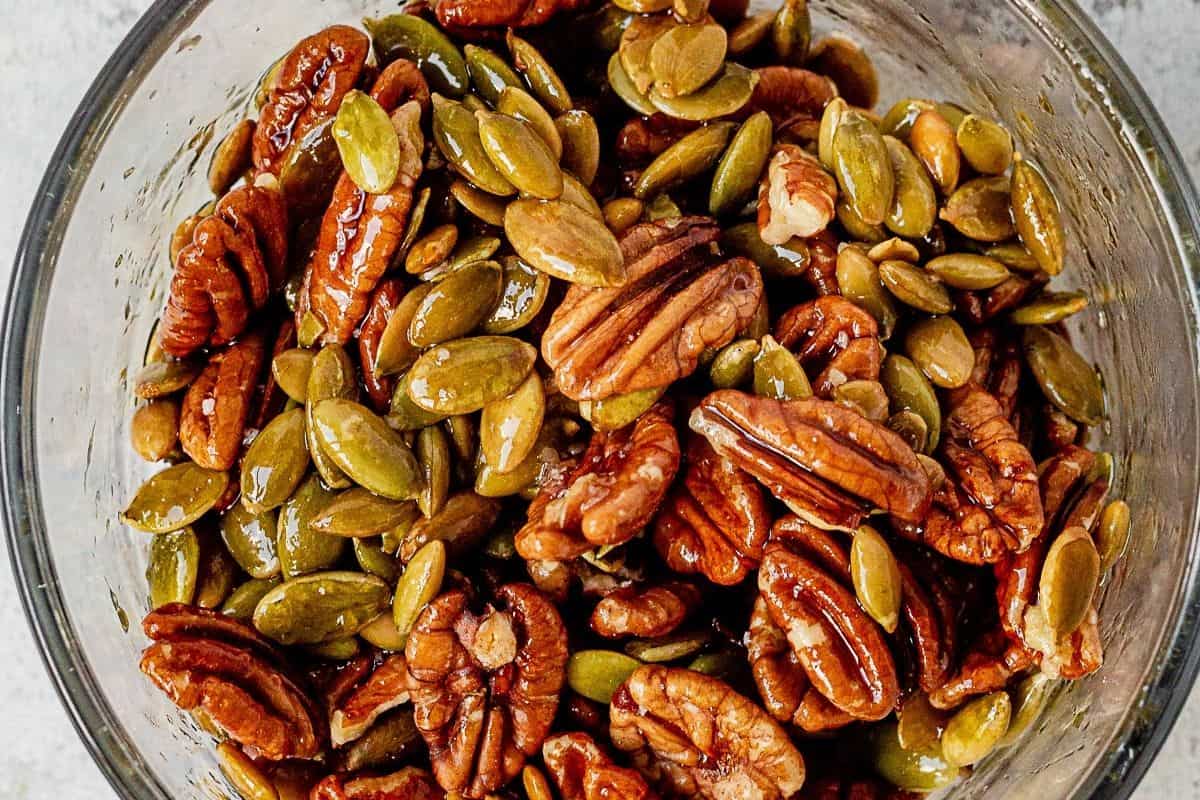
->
xmin=690 ymin=390 xmax=931 ymax=531
xmin=749 ymin=66 xmax=838 ymax=141
xmin=405 ymin=584 xmax=567 ymax=798
xmin=434 ymin=0 xmax=590 ymax=28
xmin=515 ymin=402 xmax=680 ymax=561
xmin=757 ymin=144 xmax=838 ymax=244
xmin=610 ymin=665 xmax=805 ymax=800
xmin=139 ymin=604 xmax=324 ymax=760
xmin=160 ymin=183 xmax=288 ymax=358
xmin=590 ymin=581 xmax=702 ymax=639
xmin=542 ymin=217 xmax=764 ymax=401
xmin=955 ymin=272 xmax=1047 ymax=326
xmin=369 ymin=59 xmax=433 ymax=117
xmin=330 ymin=654 xmax=411 ymax=746
xmin=652 ymin=436 xmax=770 ymax=586
xmin=802 ymin=228 xmax=842 ymax=297
xmin=893 ymin=544 xmax=960 ymax=695
xmin=311 ymin=767 xmax=441 ymax=800
xmin=179 ymin=330 xmax=267 ymax=470
xmin=543 ymin=732 xmax=658 ymax=800
xmin=253 ymin=25 xmax=369 ymax=175
xmin=968 ymin=327 xmax=1023 ymax=422
xmin=774 ymin=296 xmax=882 ymax=398
xmin=758 ymin=517 xmax=900 ymax=722
xmin=615 ymin=115 xmax=698 ymax=168
xmin=898 ymin=385 xmax=1044 ymax=564
xmin=357 ymin=278 xmax=405 ymax=412
xmin=928 ymin=628 xmax=1033 ymax=710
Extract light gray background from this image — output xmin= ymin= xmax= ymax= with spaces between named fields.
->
xmin=0 ymin=1 xmax=1197 ymax=798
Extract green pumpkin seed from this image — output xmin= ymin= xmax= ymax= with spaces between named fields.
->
xmin=771 ymin=0 xmax=811 ymax=64
xmin=496 ymin=86 xmax=563 ymax=159
xmin=364 ymin=14 xmax=469 ymax=96
xmin=387 ymin=372 xmax=449 ymax=431
xmin=886 ymin=410 xmax=929 ymax=453
xmin=241 ymin=407 xmax=310 ymax=514
xmin=220 ymin=503 xmax=280 ymax=579
xmin=1010 ymin=291 xmax=1088 ymax=325
xmin=477 ymin=109 xmax=564 ymax=200
xmin=880 ymin=97 xmax=935 ymax=139
xmin=850 ymin=525 xmax=901 ymax=632
xmin=556 ymin=109 xmax=601 ymax=186
xmin=1039 ymin=526 xmax=1101 ymax=637
xmin=613 ymin=0 xmax=672 ymax=12
xmin=280 ymin=118 xmax=342 ymax=217
xmin=870 ymin=722 xmax=958 ymax=792
xmin=194 ymin=534 xmax=238 ymax=609
xmin=636 ymin=122 xmax=736 ymax=201
xmin=985 ymin=241 xmax=1041 ymax=272
xmin=1022 ymin=326 xmax=1104 ymax=424
xmin=484 ymin=256 xmax=551 ymax=334
xmin=567 ymin=650 xmax=643 ymax=703
xmin=956 ymin=114 xmax=1013 ymax=175
xmin=1011 ymin=156 xmax=1066 ymax=275
xmin=253 ymin=571 xmax=392 ymax=645
xmin=833 ymin=110 xmax=895 ymax=227
xmin=432 ymin=95 xmax=516 ymax=196
xmin=650 ymin=23 xmax=728 ymax=99
xmin=334 ymin=709 xmax=423 ymax=773
xmin=133 ymin=358 xmax=201 ymax=399
xmin=333 ymin=91 xmax=401 ymax=195
xmin=686 ymin=651 xmax=742 ymax=679
xmin=310 ymin=488 xmax=419 ymax=538
xmin=272 ymin=349 xmax=314 ymax=403
xmin=450 ymin=179 xmax=507 ymax=226
xmin=710 ymin=112 xmax=773 ymax=216
xmin=312 ymin=400 xmax=425 ymax=500
xmin=620 ymin=14 xmax=677 ymax=95
xmin=833 ymin=379 xmax=890 ymax=422
xmin=942 ymin=691 xmax=1012 ymax=767
xmin=905 ymin=316 xmax=974 ymax=389
xmin=475 ymin=417 xmax=575 ymax=497
xmin=1097 ymin=499 xmax=1131 ymax=574
xmin=881 ymin=354 xmax=942 ymax=452
xmin=130 ymin=399 xmax=179 ymax=462
xmin=505 ymin=198 xmax=626 ymax=286
xmin=506 ymin=32 xmax=573 ymax=114
xmin=481 ymin=373 xmax=545 ymax=474
xmin=416 ymin=425 xmax=452 ymax=519
xmin=460 ymin=93 xmax=488 ymax=113
xmin=464 ymin=44 xmax=523 ymax=107
xmin=710 ymin=339 xmax=761 ymax=389
xmin=408 ymin=261 xmax=503 ymax=347
xmin=352 ymin=539 xmax=397 ymax=584
xmin=837 ymin=199 xmax=887 ymax=243
xmin=754 ymin=335 xmax=812 ymax=400
xmin=940 ymin=176 xmax=1015 ymax=242
xmin=406 ymin=336 xmax=537 ymax=415
xmin=253 ymin=53 xmax=284 ymax=110
xmin=878 ymin=259 xmax=953 ymax=314
xmin=406 ymin=224 xmax=459 ymax=276
xmin=392 ymin=539 xmax=446 ymax=646
xmin=443 ymin=234 xmax=503 ymax=276
xmin=836 ymin=245 xmax=900 ymax=339
xmin=728 ymin=11 xmax=773 ymax=57
xmin=607 ymin=51 xmax=658 ymax=116
xmin=278 ymin=473 xmax=346 ymax=579
xmin=560 ymin=172 xmax=604 ymax=219
xmin=884 ymin=136 xmax=937 ymax=238
xmin=305 ymin=637 xmax=361 ymax=660
xmin=217 ymin=741 xmax=277 ymax=800
xmin=221 ymin=577 xmax=281 ymax=621
xmin=926 ymin=253 xmax=1010 ymax=290
xmin=673 ymin=0 xmax=708 ymax=21
xmin=936 ymin=101 xmax=969 ymax=129
xmin=644 ymin=193 xmax=682 ymax=221
xmin=896 ymin=692 xmax=946 ymax=752
xmin=307 ymin=345 xmax=358 ymax=489
xmin=208 ymin=119 xmax=254 ymax=196
xmin=356 ymin=611 xmax=404 ymax=651
xmin=123 ymin=463 xmax=229 ymax=533
xmin=722 ymin=222 xmax=811 ymax=279
xmin=817 ymin=97 xmax=849 ymax=170
xmin=867 ymin=237 xmax=920 ymax=264
xmin=648 ymin=63 xmax=757 ymax=121
xmin=147 ymin=528 xmax=200 ymax=608
xmin=910 ymin=109 xmax=960 ymax=195
xmin=374 ymin=284 xmax=431 ymax=377
xmin=399 ymin=491 xmax=500 ymax=562
xmin=625 ymin=632 xmax=709 ymax=663
xmin=580 ymin=386 xmax=666 ymax=431
xmin=1000 ymin=672 xmax=1055 ymax=747
xmin=809 ymin=33 xmax=878 ymax=109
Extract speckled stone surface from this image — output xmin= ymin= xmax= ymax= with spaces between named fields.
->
xmin=0 ymin=1 xmax=1197 ymax=798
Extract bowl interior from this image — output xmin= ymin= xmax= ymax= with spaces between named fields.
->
xmin=7 ymin=0 xmax=1200 ymax=797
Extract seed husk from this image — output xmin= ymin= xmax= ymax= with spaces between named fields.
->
xmin=870 ymin=722 xmax=958 ymax=792
xmin=306 ymin=345 xmax=358 ymax=489
xmin=1010 ymin=291 xmax=1088 ymax=325
xmin=147 ymin=528 xmax=200 ymax=608
xmin=481 ymin=372 xmax=545 ymax=474
xmin=221 ymin=577 xmax=282 ymax=621
xmin=881 ymin=353 xmax=942 ymax=452
xmin=753 ymin=335 xmax=812 ymax=400
xmin=940 ymin=176 xmax=1015 ymax=242
xmin=556 ymin=109 xmax=601 ymax=186
xmin=310 ymin=488 xmax=419 ymax=538
xmin=278 ymin=473 xmax=346 ymax=579
xmin=834 ymin=248 xmax=898 ymax=342
xmin=431 ymin=95 xmax=516 ymax=196
xmin=910 ymin=109 xmax=960 ymax=195
xmin=1000 ymin=672 xmax=1055 ymax=747
xmin=220 ymin=502 xmax=281 ymax=579
xmin=464 ymin=44 xmax=523 ymax=106
xmin=406 ymin=224 xmax=459 ymax=276
xmin=364 ymin=14 xmax=469 ymax=96
xmin=1022 ymin=326 xmax=1104 ymax=424
xmin=333 ymin=90 xmax=401 ymax=195
xmin=817 ymin=97 xmax=849 ymax=170
xmin=851 ymin=525 xmax=902 ymax=632
xmin=416 ymin=425 xmax=452 ymax=518
xmin=722 ymin=222 xmax=811 ymax=279
xmin=867 ymin=237 xmax=920 ymax=264
xmin=607 ymin=51 xmax=658 ymax=116
xmin=710 ymin=339 xmax=761 ymax=389
xmin=408 ymin=260 xmax=503 ymax=347
xmin=496 ymin=85 xmax=563 ymax=159
xmin=710 ymin=111 xmax=773 ymax=216
xmin=926 ymin=253 xmax=1011 ymax=290
xmin=131 ymin=400 xmax=180 ymax=462
xmin=833 ymin=110 xmax=895 ymax=227
xmin=134 ymin=358 xmax=201 ymax=399
xmin=208 ymin=119 xmax=255 ymax=196
xmin=580 ymin=386 xmax=666 ymax=431
xmin=650 ymin=23 xmax=728 ymax=99
xmin=1039 ymin=525 xmax=1101 ymax=637
xmin=771 ymin=0 xmax=811 ymax=64
xmin=505 ymin=198 xmax=626 ymax=286
xmin=1097 ymin=499 xmax=1132 ymax=574
xmin=956 ymin=114 xmax=1014 ymax=175
xmin=1011 ymin=155 xmax=1066 ymax=275
xmin=399 ymin=491 xmax=501 ymax=562
xmin=507 ymin=31 xmax=573 ymax=114
xmin=476 ymin=109 xmax=564 ymax=200
xmin=648 ymin=63 xmax=758 ymax=121
xmin=272 ymin=349 xmax=315 ymax=403
xmin=808 ymin=33 xmax=878 ymax=108
xmin=941 ymin=691 xmax=1012 ymax=767
xmin=905 ymin=316 xmax=974 ymax=389
xmin=373 ymin=284 xmax=430 ymax=378
xmin=123 ymin=463 xmax=229 ymax=533
xmin=253 ymin=571 xmax=392 ymax=645
xmin=392 ymin=539 xmax=447 ymax=647
xmin=878 ymin=259 xmax=953 ymax=314
xmin=311 ymin=399 xmax=425 ymax=500
xmin=241 ymin=407 xmax=311 ymax=514
xmin=567 ymin=650 xmax=643 ymax=704
xmin=625 ymin=632 xmax=709 ymax=662
xmin=636 ymin=121 xmax=736 ymax=200
xmin=884 ymin=135 xmax=937 ymax=238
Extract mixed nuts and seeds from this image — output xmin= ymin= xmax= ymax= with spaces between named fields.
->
xmin=123 ymin=0 xmax=1130 ymax=798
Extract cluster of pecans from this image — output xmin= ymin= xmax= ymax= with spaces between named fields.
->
xmin=122 ymin=0 xmax=1133 ymax=798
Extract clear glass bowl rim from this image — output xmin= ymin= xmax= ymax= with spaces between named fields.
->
xmin=5 ymin=0 xmax=1200 ymax=798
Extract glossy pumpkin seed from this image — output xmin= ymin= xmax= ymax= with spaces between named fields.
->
xmin=405 ymin=224 xmax=458 ymax=276
xmin=836 ymin=199 xmax=887 ymax=243
xmin=387 ymin=372 xmax=448 ymax=432
xmin=559 ymin=172 xmax=603 ymax=219
xmin=940 ymin=175 xmax=1015 ymax=242
xmin=580 ymin=386 xmax=666 ymax=431
xmin=817 ymin=97 xmax=848 ymax=170
xmin=481 ymin=373 xmax=545 ymax=474
xmin=837 ymin=242 xmax=900 ymax=339
xmin=1011 ymin=156 xmax=1066 ymax=275
xmin=568 ymin=650 xmax=643 ymax=704
xmin=133 ymin=358 xmax=201 ymax=399
xmin=867 ymin=237 xmax=920 ymax=264
xmin=407 ymin=336 xmax=537 ymax=415
xmin=217 ymin=741 xmax=277 ymax=800
xmin=272 ymin=349 xmax=314 ymax=403
xmin=985 ymin=241 xmax=1041 ymax=272
xmin=1000 ymin=672 xmax=1055 ymax=747
xmin=880 ymin=97 xmax=935 ymax=139
xmin=722 ymin=221 xmax=811 ymax=278
xmin=935 ymin=101 xmax=968 ymax=129
xmin=408 ymin=260 xmax=503 ymax=347
xmin=364 ymin=14 xmax=469 ymax=96
xmin=450 ymin=179 xmax=508 ymax=226
xmin=905 ymin=316 xmax=974 ymax=389
xmin=625 ymin=632 xmax=709 ymax=662
xmin=221 ymin=577 xmax=281 ymax=621
xmin=496 ymin=85 xmax=562 ymax=159
xmin=607 ymin=51 xmax=658 ymax=116
xmin=334 ymin=709 xmax=422 ymax=773
xmin=884 ymin=135 xmax=937 ymax=238
xmin=359 ymin=610 xmax=407 ymax=651
xmin=416 ymin=425 xmax=452 ymax=519
xmin=194 ymin=534 xmax=238 ymax=609
xmin=312 ymin=399 xmax=424 ymax=500
xmin=1022 ymin=326 xmax=1104 ymax=425
xmin=220 ymin=503 xmax=280 ymax=579
xmin=650 ymin=23 xmax=727 ymax=99
xmin=648 ymin=63 xmax=757 ymax=121
xmin=556 ymin=109 xmax=601 ymax=186
xmin=374 ymin=284 xmax=431 ymax=378
xmin=878 ymin=259 xmax=953 ymax=314
xmin=123 ymin=463 xmax=229 ymax=533
xmin=710 ymin=339 xmax=761 ymax=389
xmin=279 ymin=118 xmax=342 ymax=216
xmin=505 ymin=198 xmax=625 ymax=286
xmin=333 ymin=90 xmax=401 ymax=194
xmin=927 ymin=253 xmax=1011 ymax=290
xmin=728 ymin=10 xmax=773 ymax=57
xmin=809 ymin=33 xmax=878 ymax=109
xmin=401 ymin=491 xmax=500 ymax=562
xmin=956 ymin=114 xmax=1014 ymax=175
xmin=464 ymin=44 xmax=522 ymax=106
xmin=881 ymin=354 xmax=942 ymax=452
xmin=942 ymin=691 xmax=1012 ymax=767
xmin=613 ymin=0 xmax=672 ymax=12
xmin=1039 ymin=526 xmax=1101 ymax=637
xmin=241 ymin=407 xmax=310 ymax=514
xmin=475 ymin=417 xmax=576 ymax=498
xmin=278 ymin=473 xmax=346 ymax=579
xmin=208 ymin=119 xmax=254 ymax=196
xmin=392 ymin=540 xmax=446 ymax=647
xmin=523 ymin=765 xmax=554 ymax=800
xmin=507 ymin=32 xmax=573 ymax=114
xmin=306 ymin=345 xmax=357 ymax=489
xmin=305 ymin=637 xmax=361 ymax=660
xmin=442 ymin=234 xmax=503 ymax=276
xmin=353 ymin=537 xmax=400 ymax=583
xmin=771 ymin=0 xmax=811 ymax=64
xmin=620 ymin=13 xmax=677 ymax=94
xmin=484 ymin=256 xmax=551 ymax=334
xmin=644 ymin=193 xmax=683 ymax=221
xmin=687 ymin=650 xmax=742 ymax=679
xmin=1097 ymin=499 xmax=1132 ymax=574
xmin=477 ymin=109 xmax=564 ymax=200
xmin=1010 ymin=291 xmax=1088 ymax=325
xmin=168 ymin=215 xmax=199 ymax=268
xmin=635 ymin=122 xmax=736 ymax=200
xmin=886 ymin=410 xmax=929 ymax=453
xmin=850 ymin=525 xmax=902 ymax=632
xmin=311 ymin=488 xmax=419 ymax=538
xmin=131 ymin=399 xmax=179 ymax=462
xmin=431 ymin=95 xmax=515 ymax=196
xmin=147 ymin=528 xmax=200 ymax=608
xmin=253 ymin=571 xmax=392 ymax=645
xmin=710 ymin=111 xmax=773 ymax=216
xmin=834 ymin=380 xmax=890 ymax=422
xmin=833 ymin=110 xmax=895 ymax=227
xmin=870 ymin=722 xmax=958 ymax=792
xmin=897 ymin=692 xmax=946 ymax=752
xmin=754 ymin=335 xmax=812 ymax=400
xmin=910 ymin=109 xmax=960 ymax=195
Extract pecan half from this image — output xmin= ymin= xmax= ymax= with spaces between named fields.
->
xmin=898 ymin=385 xmax=1044 ymax=564
xmin=893 ymin=544 xmax=960 ymax=695
xmin=653 ymin=436 xmax=770 ymax=586
xmin=312 ymin=767 xmax=441 ymax=800
xmin=330 ymin=654 xmax=411 ymax=746
xmin=690 ymin=391 xmax=931 ymax=531
xmin=357 ymin=278 xmax=405 ymax=412
xmin=609 ymin=665 xmax=805 ymax=800
xmin=160 ymin=183 xmax=288 ymax=358
xmin=590 ymin=581 xmax=702 ymax=639
xmin=515 ymin=402 xmax=680 ymax=561
xmin=139 ymin=604 xmax=324 ymax=760
xmin=757 ymin=144 xmax=837 ymax=244
xmin=369 ymin=59 xmax=433 ymax=117
xmin=179 ymin=330 xmax=267 ymax=470
xmin=758 ymin=518 xmax=900 ymax=722
xmin=774 ymin=296 xmax=882 ymax=398
xmin=543 ymin=732 xmax=658 ymax=800
xmin=434 ymin=0 xmax=590 ymax=28
xmin=748 ymin=66 xmax=838 ymax=141
xmin=253 ymin=25 xmax=369 ymax=175
xmin=405 ymin=584 xmax=567 ymax=798
xmin=542 ymin=217 xmax=764 ymax=401
xmin=928 ymin=628 xmax=1033 ymax=710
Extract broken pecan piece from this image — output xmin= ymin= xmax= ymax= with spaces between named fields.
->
xmin=179 ymin=330 xmax=267 ymax=470
xmin=653 ymin=436 xmax=770 ymax=586
xmin=757 ymin=144 xmax=837 ymax=244
xmin=357 ymin=278 xmax=405 ymax=412
xmin=434 ymin=0 xmax=590 ymax=28
xmin=590 ymin=581 xmax=702 ymax=639
xmin=748 ymin=66 xmax=838 ymax=141
xmin=803 ymin=228 xmax=841 ymax=297
xmin=515 ymin=402 xmax=680 ymax=561
xmin=405 ymin=584 xmax=567 ymax=798
xmin=542 ymin=217 xmax=764 ymax=401
xmin=330 ymin=654 xmax=411 ymax=746
xmin=311 ymin=767 xmax=441 ymax=800
xmin=543 ymin=732 xmax=658 ymax=800
xmin=609 ymin=665 xmax=805 ymax=800
xmin=139 ymin=604 xmax=325 ymax=760
xmin=774 ymin=296 xmax=882 ymax=398
xmin=928 ymin=628 xmax=1033 ymax=710
xmin=690 ymin=390 xmax=931 ymax=531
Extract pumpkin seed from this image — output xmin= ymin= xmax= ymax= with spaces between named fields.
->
xmin=771 ymin=0 xmax=811 ymax=64
xmin=405 ymin=336 xmax=536 ymax=415
xmin=333 ymin=91 xmax=401 ymax=195
xmin=956 ymin=114 xmax=1014 ymax=175
xmin=208 ymin=119 xmax=254 ymax=196
xmin=1039 ymin=525 xmax=1101 ymax=637
xmin=221 ymin=577 xmax=281 ymax=621
xmin=353 ymin=537 xmax=400 ymax=583
xmin=650 ymin=23 xmax=728 ymax=99
xmin=431 ymin=95 xmax=516 ymax=196
xmin=886 ymin=410 xmax=929 ymax=453
xmin=475 ymin=417 xmax=575 ymax=498
xmin=926 ymin=253 xmax=1010 ymax=290
xmin=636 ymin=122 xmax=736 ymax=200
xmin=477 ymin=109 xmax=564 ymax=200
xmin=600 ymin=199 xmax=641 ymax=236
xmin=607 ymin=51 xmax=658 ymax=116
xmin=1012 ymin=156 xmax=1066 ymax=275
xmin=884 ymin=136 xmax=937 ymax=238
xmin=217 ymin=741 xmax=277 ymax=800
xmin=364 ymin=14 xmax=469 ymax=96
xmin=673 ymin=0 xmax=708 ymax=21
xmin=445 ymin=181 xmax=501 ymax=227
xmin=985 ymin=241 xmax=1041 ymax=272
xmin=580 ymin=386 xmax=666 ymax=431
xmin=253 ymin=571 xmax=392 ymax=645
xmin=1010 ymin=291 xmax=1088 ymax=325
xmin=643 ymin=193 xmax=683 ymax=221
xmin=710 ymin=111 xmax=773 ymax=216
xmin=220 ymin=503 xmax=280 ymax=579
xmin=940 ymin=175 xmax=1015 ymax=242
xmin=556 ymin=109 xmax=601 ymax=186
xmin=942 ymin=691 xmax=1012 ymax=767
xmin=809 ymin=33 xmax=878 ymax=108
xmin=280 ymin=118 xmax=342 ymax=216
xmin=613 ymin=0 xmax=672 ymax=11
xmin=648 ymin=63 xmax=757 ymax=121
xmin=905 ymin=316 xmax=974 ymax=389
xmin=392 ymin=540 xmax=447 ymax=647
xmin=241 ymin=407 xmax=310 ymax=514
xmin=480 ymin=372 xmax=545 ymax=474
xmin=710 ymin=339 xmax=761 ymax=389
xmin=870 ymin=722 xmax=958 ymax=792
xmin=880 ymin=97 xmax=935 ymax=139
xmin=754 ymin=335 xmax=812 ymax=400
xmin=722 ymin=222 xmax=811 ymax=278
xmin=133 ymin=358 xmax=201 ymax=399
xmin=147 ymin=528 xmax=200 ymax=608
xmin=686 ymin=651 xmax=742 ymax=678
xmin=253 ymin=53 xmax=284 ymax=110
xmin=306 ymin=345 xmax=358 ymax=489
xmin=272 ymin=349 xmax=314 ymax=403
xmin=620 ymin=13 xmax=677 ymax=94
xmin=408 ymin=260 xmax=503 ymax=347
xmin=123 ymin=463 xmax=229 ymax=533
xmin=507 ymin=32 xmax=573 ymax=114
xmin=910 ymin=109 xmax=960 ymax=195
xmin=1022 ymin=326 xmax=1104 ymax=424
xmin=567 ymin=650 xmax=643 ymax=703
xmin=505 ymin=198 xmax=626 ymax=286
xmin=406 ymin=224 xmax=459 ymax=276
xmin=311 ymin=488 xmax=419 ymax=538
xmin=867 ymin=237 xmax=920 ymax=264
xmin=833 ymin=110 xmax=895 ymax=227
xmin=817 ymin=97 xmax=849 ymax=170
xmin=837 ymin=242 xmax=900 ymax=339
xmin=334 ymin=710 xmax=423 ymax=773
xmin=131 ymin=400 xmax=179 ymax=462
xmin=442 ymin=234 xmax=503 ymax=277
xmin=496 ymin=85 xmax=563 ymax=160
xmin=478 ymin=258 xmax=548 ymax=335
xmin=834 ymin=379 xmax=890 ymax=422
xmin=625 ymin=632 xmax=709 ymax=663
xmin=881 ymin=354 xmax=942 ymax=452
xmin=464 ymin=44 xmax=522 ymax=106
xmin=1098 ymin=499 xmax=1132 ymax=574
xmin=416 ymin=425 xmax=452 ymax=519
xmin=278 ymin=473 xmax=346 ymax=579
xmin=311 ymin=400 xmax=425 ymax=500
xmin=1000 ymin=672 xmax=1055 ymax=747
xmin=374 ymin=284 xmax=431 ymax=377
xmin=359 ymin=611 xmax=407 ymax=651
xmin=878 ymin=259 xmax=953 ymax=314
xmin=850 ymin=525 xmax=902 ymax=632
xmin=728 ymin=10 xmax=774 ymax=57
xmin=168 ymin=215 xmax=199 ymax=268
xmin=194 ymin=534 xmax=238 ymax=609
xmin=897 ymin=692 xmax=946 ymax=752
xmin=400 ymin=491 xmax=500 ymax=562
xmin=387 ymin=372 xmax=449 ymax=432
xmin=305 ymin=637 xmax=361 ymax=660
xmin=936 ymin=101 xmax=969 ymax=129
xmin=837 ymin=199 xmax=887 ymax=243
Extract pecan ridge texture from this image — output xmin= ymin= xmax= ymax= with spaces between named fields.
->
xmin=774 ymin=296 xmax=882 ymax=398
xmin=179 ymin=329 xmax=268 ymax=470
xmin=590 ymin=580 xmax=702 ymax=639
xmin=543 ymin=731 xmax=658 ymax=800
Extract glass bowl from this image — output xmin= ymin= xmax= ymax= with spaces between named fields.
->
xmin=5 ymin=0 xmax=1200 ymax=798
